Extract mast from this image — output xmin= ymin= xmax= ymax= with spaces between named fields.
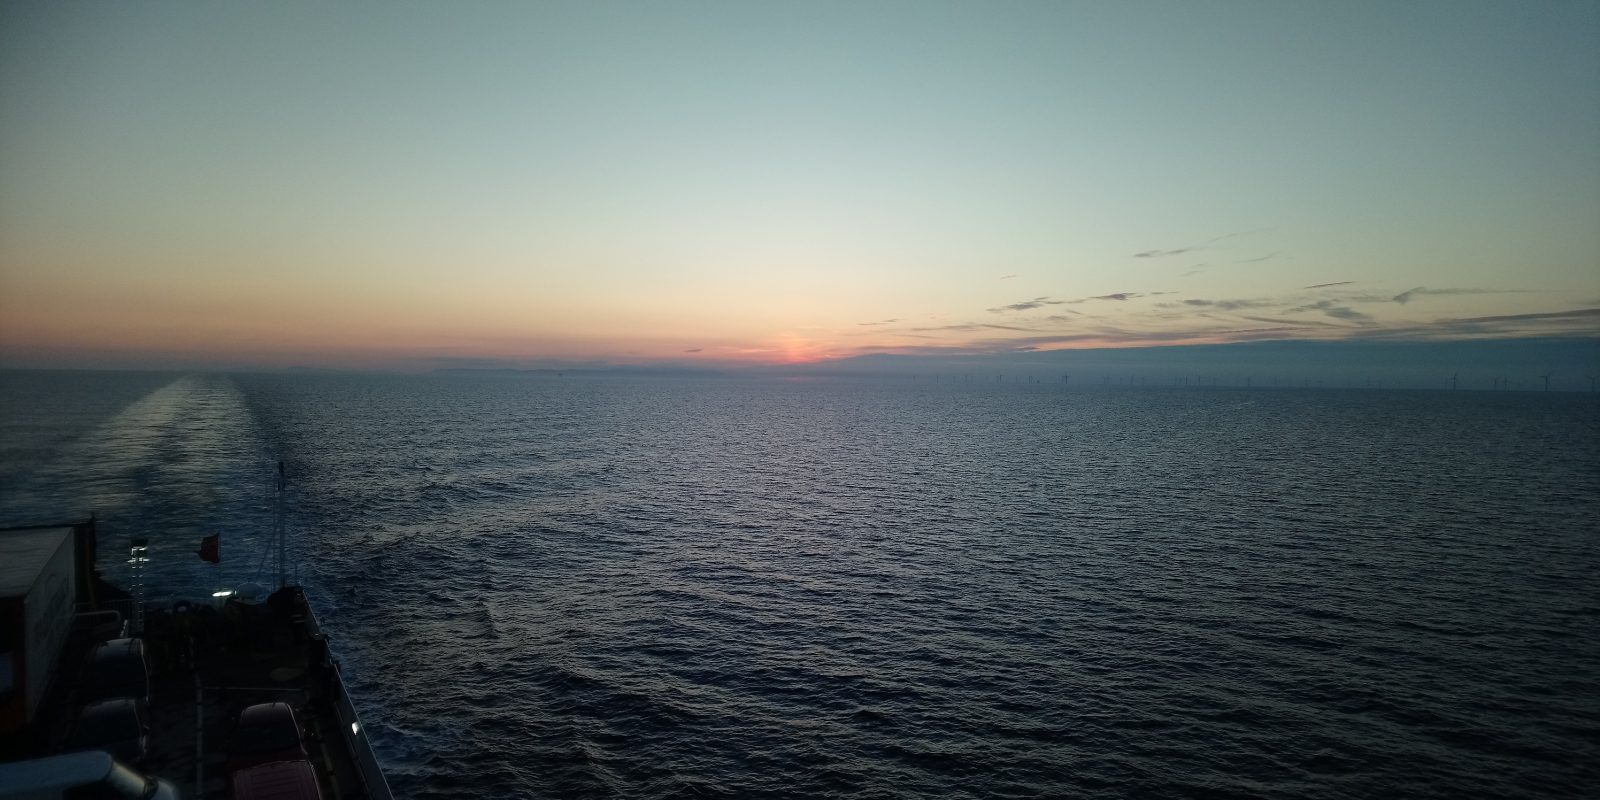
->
xmin=129 ymin=537 xmax=148 ymax=635
xmin=276 ymin=461 xmax=287 ymax=589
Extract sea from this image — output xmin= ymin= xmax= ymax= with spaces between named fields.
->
xmin=1 ymin=369 xmax=1597 ymax=799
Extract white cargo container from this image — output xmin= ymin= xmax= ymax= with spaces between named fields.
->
xmin=0 ymin=527 xmax=77 ymax=734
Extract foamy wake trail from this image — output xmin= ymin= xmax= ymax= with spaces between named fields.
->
xmin=11 ymin=374 xmax=281 ymax=600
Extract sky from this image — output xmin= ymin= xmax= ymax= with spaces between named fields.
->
xmin=1 ymin=1 xmax=1597 ymax=372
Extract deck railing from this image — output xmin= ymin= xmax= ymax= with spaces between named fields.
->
xmin=299 ymin=590 xmax=395 ymax=800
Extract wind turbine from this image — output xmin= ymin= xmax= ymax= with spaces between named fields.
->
xmin=1450 ymin=373 xmax=1458 ymax=391
xmin=1539 ymin=373 xmax=1551 ymax=392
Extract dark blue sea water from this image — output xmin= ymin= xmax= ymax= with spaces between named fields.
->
xmin=3 ymin=370 xmax=1598 ymax=799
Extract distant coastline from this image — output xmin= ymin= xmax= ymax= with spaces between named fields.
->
xmin=432 ymin=365 xmax=729 ymax=378
xmin=4 ymin=336 xmax=1596 ymax=391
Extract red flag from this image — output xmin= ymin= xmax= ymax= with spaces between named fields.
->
xmin=198 ymin=534 xmax=220 ymax=564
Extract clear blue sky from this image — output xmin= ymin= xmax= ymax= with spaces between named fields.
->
xmin=2 ymin=1 xmax=1596 ymax=369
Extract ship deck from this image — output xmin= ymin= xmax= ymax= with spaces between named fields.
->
xmin=4 ymin=586 xmax=385 ymax=799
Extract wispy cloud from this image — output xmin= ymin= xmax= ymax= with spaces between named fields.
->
xmin=1286 ymin=299 xmax=1375 ymax=324
xmin=1459 ymin=305 xmax=1593 ymax=321
xmin=987 ymin=292 xmax=1147 ymax=312
xmin=911 ymin=322 xmax=1042 ymax=332
xmin=1183 ymin=298 xmax=1274 ymax=311
xmin=987 ymin=297 xmax=1063 ymax=313
xmin=1323 ymin=306 xmax=1373 ymax=322
xmin=1134 ymin=247 xmax=1196 ymax=259
xmin=1236 ymin=252 xmax=1278 ymax=263
xmin=857 ymin=318 xmax=901 ymax=326
xmin=1343 ymin=307 xmax=1600 ymax=340
xmin=1235 ymin=314 xmax=1350 ymax=328
xmin=1391 ymin=286 xmax=1525 ymax=304
xmin=839 ymin=276 xmax=1599 ymax=362
xmin=1134 ymin=231 xmax=1269 ymax=260
xmin=927 ymin=324 xmax=1330 ymax=354
xmin=839 ymin=305 xmax=1600 ymax=361
xmin=998 ymin=273 xmax=1018 ymax=280
xmin=1434 ymin=307 xmax=1600 ymax=326
xmin=683 ymin=348 xmax=703 ymax=352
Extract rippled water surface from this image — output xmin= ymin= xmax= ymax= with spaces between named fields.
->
xmin=3 ymin=370 xmax=1598 ymax=799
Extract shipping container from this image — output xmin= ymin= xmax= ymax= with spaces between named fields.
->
xmin=0 ymin=527 xmax=78 ymax=734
